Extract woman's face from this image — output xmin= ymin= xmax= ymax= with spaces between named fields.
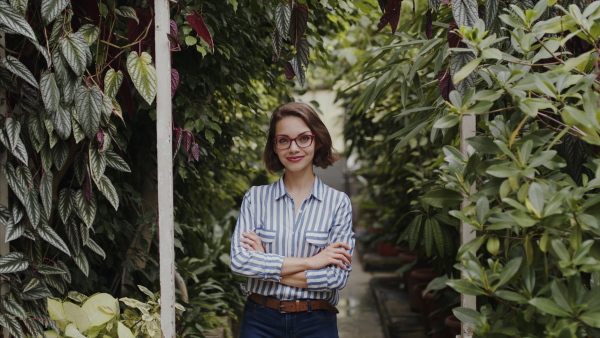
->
xmin=273 ymin=116 xmax=316 ymax=175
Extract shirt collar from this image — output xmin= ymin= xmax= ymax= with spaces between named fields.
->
xmin=275 ymin=175 xmax=324 ymax=202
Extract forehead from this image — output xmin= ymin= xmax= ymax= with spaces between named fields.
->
xmin=275 ymin=116 xmax=311 ymax=135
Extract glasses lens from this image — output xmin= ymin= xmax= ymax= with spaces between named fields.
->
xmin=297 ymin=135 xmax=313 ymax=147
xmin=276 ymin=137 xmax=290 ymax=149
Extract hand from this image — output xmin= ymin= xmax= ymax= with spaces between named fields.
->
xmin=308 ymin=241 xmax=352 ymax=270
xmin=240 ymin=231 xmax=265 ymax=253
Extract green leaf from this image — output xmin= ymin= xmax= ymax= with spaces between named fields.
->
xmin=24 ymin=188 xmax=41 ymax=228
xmin=37 ymin=221 xmax=71 ymax=256
xmin=59 ymin=32 xmax=90 ymax=76
xmin=433 ymin=114 xmax=460 ymax=129
xmin=447 ymin=279 xmax=487 ymax=295
xmin=40 ymin=71 xmax=60 ymax=113
xmin=126 ymin=52 xmax=157 ymax=105
xmin=496 ymin=257 xmax=522 ymax=289
xmin=422 ymin=189 xmax=464 ymax=208
xmin=96 ymin=175 xmax=119 ymax=210
xmin=486 ymin=164 xmax=520 ymax=178
xmin=104 ymin=69 xmax=123 ymax=99
xmin=453 ymin=57 xmax=482 ymax=84
xmin=79 ymin=24 xmax=100 ymax=45
xmin=529 ymin=298 xmax=571 ymax=317
xmin=528 ymin=150 xmax=557 ymax=168
xmin=3 ymin=298 xmax=27 ymax=318
xmin=86 ymin=238 xmax=106 ymax=260
xmin=65 ymin=220 xmax=81 ymax=256
xmin=80 ymin=222 xmax=89 ymax=246
xmin=467 ymin=136 xmax=501 ymax=154
xmin=75 ymin=85 xmax=102 ymax=139
xmin=105 ymin=150 xmax=131 ymax=172
xmin=0 ymin=252 xmax=29 ymax=274
xmin=75 ymin=190 xmax=96 ymax=228
xmin=580 ymin=312 xmax=600 ymax=328
xmin=495 ymin=290 xmax=528 ymax=303
xmin=41 ymin=0 xmax=69 ymax=24
xmin=0 ymin=1 xmax=37 ymax=41
xmin=450 ymin=52 xmax=476 ymax=94
xmin=73 ymin=252 xmax=89 ymax=277
xmin=58 ymin=188 xmax=74 ymax=225
xmin=52 ymin=139 xmax=69 ymax=170
xmin=2 ymin=55 xmax=38 ymax=88
xmin=40 ymin=171 xmax=53 ymax=219
xmin=53 ymin=104 xmax=72 ymax=140
xmin=551 ymin=239 xmax=570 ymax=262
xmin=115 ymin=6 xmax=138 ymax=23
xmin=89 ymin=147 xmax=106 ymax=181
xmin=453 ymin=307 xmax=482 ymax=325
xmin=36 ymin=263 xmax=67 ymax=275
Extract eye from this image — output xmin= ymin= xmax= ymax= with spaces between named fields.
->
xmin=277 ymin=137 xmax=289 ymax=144
xmin=299 ymin=135 xmax=311 ymax=142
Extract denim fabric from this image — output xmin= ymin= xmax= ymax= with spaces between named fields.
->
xmin=239 ymin=298 xmax=338 ymax=338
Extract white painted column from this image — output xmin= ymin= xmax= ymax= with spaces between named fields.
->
xmin=154 ymin=2 xmax=175 ymax=337
xmin=459 ymin=114 xmax=476 ymax=338
xmin=0 ymin=31 xmax=10 ymax=338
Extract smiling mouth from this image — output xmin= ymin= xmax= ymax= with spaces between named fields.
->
xmin=287 ymin=156 xmax=304 ymax=162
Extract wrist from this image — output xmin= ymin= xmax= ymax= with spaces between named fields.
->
xmin=304 ymin=257 xmax=314 ymax=270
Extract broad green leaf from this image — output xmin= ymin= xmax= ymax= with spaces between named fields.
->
xmin=115 ymin=6 xmax=138 ymax=23
xmin=467 ymin=136 xmax=501 ymax=153
xmin=105 ymin=149 xmax=131 ymax=172
xmin=581 ymin=312 xmax=600 ymax=328
xmin=53 ymin=104 xmax=72 ymax=140
xmin=453 ymin=57 xmax=482 ymax=84
xmin=75 ymin=85 xmax=102 ymax=139
xmin=495 ymin=290 xmax=528 ymax=303
xmin=528 ymin=182 xmax=544 ymax=216
xmin=486 ymin=164 xmax=520 ymax=178
xmin=59 ymin=32 xmax=90 ymax=76
xmin=37 ymin=221 xmax=71 ymax=256
xmin=529 ymin=150 xmax=557 ymax=168
xmin=433 ymin=114 xmax=460 ymax=129
xmin=95 ymin=175 xmax=119 ymax=210
xmin=104 ymin=69 xmax=123 ymax=99
xmin=422 ymin=189 xmax=464 ymax=208
xmin=551 ymin=239 xmax=570 ymax=262
xmin=2 ymin=55 xmax=38 ymax=88
xmin=495 ymin=257 xmax=522 ymax=289
xmin=40 ymin=72 xmax=59 ymax=113
xmin=0 ymin=252 xmax=28 ymax=274
xmin=64 ymin=303 xmax=91 ymax=334
xmin=78 ymin=24 xmax=100 ymax=45
xmin=447 ymin=279 xmax=487 ymax=295
xmin=0 ymin=1 xmax=37 ymax=41
xmin=529 ymin=298 xmax=571 ymax=317
xmin=126 ymin=52 xmax=157 ymax=105
xmin=117 ymin=322 xmax=135 ymax=338
xmin=40 ymin=171 xmax=53 ymax=218
xmin=75 ymin=190 xmax=96 ymax=228
xmin=41 ymin=0 xmax=69 ymax=24
xmin=481 ymin=48 xmax=502 ymax=60
xmin=453 ymin=307 xmax=482 ymax=325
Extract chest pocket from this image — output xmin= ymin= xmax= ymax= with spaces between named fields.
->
xmin=305 ymin=231 xmax=329 ymax=247
xmin=256 ymin=228 xmax=277 ymax=253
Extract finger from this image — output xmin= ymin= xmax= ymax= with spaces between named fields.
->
xmin=332 ymin=241 xmax=351 ymax=250
xmin=245 ymin=231 xmax=263 ymax=242
xmin=332 ymin=248 xmax=352 ymax=261
xmin=242 ymin=244 xmax=255 ymax=251
xmin=334 ymin=253 xmax=351 ymax=266
xmin=333 ymin=259 xmax=346 ymax=270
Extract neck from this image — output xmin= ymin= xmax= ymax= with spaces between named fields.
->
xmin=283 ymin=169 xmax=315 ymax=193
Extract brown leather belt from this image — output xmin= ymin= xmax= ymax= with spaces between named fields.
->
xmin=248 ymin=293 xmax=339 ymax=314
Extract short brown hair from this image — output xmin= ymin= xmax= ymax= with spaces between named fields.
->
xmin=263 ymin=102 xmax=339 ymax=173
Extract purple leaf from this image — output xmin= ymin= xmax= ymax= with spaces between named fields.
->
xmin=289 ymin=3 xmax=308 ymax=47
xmin=169 ymin=19 xmax=181 ymax=51
xmin=284 ymin=62 xmax=295 ymax=80
xmin=84 ymin=173 xmax=92 ymax=204
xmin=447 ymin=22 xmax=465 ymax=48
xmin=426 ymin=9 xmax=433 ymax=39
xmin=191 ymin=143 xmax=200 ymax=162
xmin=96 ymin=130 xmax=105 ymax=152
xmin=438 ymin=69 xmax=454 ymax=102
xmin=171 ymin=69 xmax=179 ymax=99
xmin=375 ymin=0 xmax=402 ymax=35
xmin=187 ymin=10 xmax=214 ymax=52
xmin=184 ymin=131 xmax=192 ymax=152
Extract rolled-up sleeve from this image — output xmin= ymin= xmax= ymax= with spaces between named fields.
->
xmin=305 ymin=195 xmax=355 ymax=291
xmin=230 ymin=190 xmax=284 ymax=282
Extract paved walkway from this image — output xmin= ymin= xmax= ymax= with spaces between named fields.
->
xmin=337 ymin=253 xmax=394 ymax=338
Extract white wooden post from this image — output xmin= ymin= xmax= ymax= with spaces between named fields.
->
xmin=0 ymin=31 xmax=10 ymax=338
xmin=459 ymin=114 xmax=476 ymax=338
xmin=154 ymin=2 xmax=176 ymax=337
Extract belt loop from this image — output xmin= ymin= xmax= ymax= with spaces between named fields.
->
xmin=307 ymin=299 xmax=312 ymax=312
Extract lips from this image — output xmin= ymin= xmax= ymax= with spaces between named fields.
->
xmin=286 ymin=156 xmax=304 ymax=162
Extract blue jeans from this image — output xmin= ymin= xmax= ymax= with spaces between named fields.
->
xmin=239 ymin=298 xmax=338 ymax=338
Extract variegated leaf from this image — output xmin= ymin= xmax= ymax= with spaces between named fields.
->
xmin=52 ymin=139 xmax=69 ymax=170
xmin=85 ymin=238 xmax=105 ymax=259
xmin=89 ymin=146 xmax=106 ymax=181
xmin=45 ymin=274 xmax=66 ymax=294
xmin=30 ymin=39 xmax=52 ymax=68
xmin=79 ymin=24 xmax=99 ymax=45
xmin=7 ymin=0 xmax=28 ymax=16
xmin=75 ymin=84 xmax=102 ymax=139
xmin=79 ymin=222 xmax=89 ymax=245
xmin=11 ymin=203 xmax=23 ymax=225
xmin=485 ymin=0 xmax=499 ymax=30
xmin=28 ymin=113 xmax=47 ymax=152
xmin=40 ymin=142 xmax=52 ymax=171
xmin=36 ymin=263 xmax=66 ymax=275
xmin=5 ymin=218 xmax=25 ymax=242
xmin=72 ymin=114 xmax=85 ymax=144
xmin=73 ymin=152 xmax=86 ymax=185
xmin=73 ymin=252 xmax=89 ymax=277
xmin=3 ymin=314 xmax=24 ymax=338
xmin=37 ymin=221 xmax=71 ymax=256
xmin=126 ymin=52 xmax=157 ymax=105
xmin=53 ymin=104 xmax=72 ymax=140
xmin=65 ymin=219 xmax=81 ymax=256
xmin=40 ymin=71 xmax=60 ymax=113
xmin=75 ymin=190 xmax=96 ymax=228
xmin=58 ymin=188 xmax=74 ymax=225
xmin=0 ymin=1 xmax=37 ymax=41
xmin=57 ymin=260 xmax=72 ymax=283
xmin=96 ymin=175 xmax=118 ymax=210
xmin=452 ymin=0 xmax=478 ymax=28
xmin=39 ymin=171 xmax=53 ymax=218
xmin=0 ymin=204 xmax=9 ymax=226
xmin=104 ymin=68 xmax=123 ymax=99
xmin=275 ymin=3 xmax=291 ymax=40
xmin=105 ymin=150 xmax=131 ymax=172
xmin=41 ymin=0 xmax=69 ymax=24
xmin=2 ymin=55 xmax=38 ymax=88
xmin=2 ymin=163 xmax=25 ymax=202
xmin=59 ymin=32 xmax=89 ymax=76
xmin=0 ymin=252 xmax=29 ymax=274
xmin=5 ymin=116 xmax=20 ymax=149
xmin=115 ymin=6 xmax=138 ymax=23
xmin=21 ymin=284 xmax=52 ymax=300
xmin=450 ymin=52 xmax=477 ymax=95
xmin=101 ymin=92 xmax=112 ymax=118
xmin=3 ymin=298 xmax=27 ymax=318
xmin=111 ymin=98 xmax=124 ymax=122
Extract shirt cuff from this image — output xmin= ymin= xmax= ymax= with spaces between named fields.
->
xmin=262 ymin=254 xmax=285 ymax=282
xmin=304 ymin=268 xmax=330 ymax=290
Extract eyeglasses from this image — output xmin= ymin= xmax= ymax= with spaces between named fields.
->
xmin=273 ymin=135 xmax=315 ymax=150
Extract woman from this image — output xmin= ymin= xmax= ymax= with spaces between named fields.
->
xmin=230 ymin=102 xmax=355 ymax=338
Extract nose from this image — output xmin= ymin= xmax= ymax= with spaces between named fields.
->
xmin=289 ymin=139 xmax=301 ymax=151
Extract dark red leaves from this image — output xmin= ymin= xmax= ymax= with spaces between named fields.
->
xmin=375 ymin=0 xmax=402 ymax=35
xmin=171 ymin=69 xmax=179 ymax=99
xmin=438 ymin=69 xmax=455 ymax=102
xmin=72 ymin=0 xmax=101 ymax=25
xmin=284 ymin=62 xmax=296 ymax=80
xmin=127 ymin=9 xmax=154 ymax=56
xmin=183 ymin=131 xmax=192 ymax=153
xmin=187 ymin=10 xmax=214 ymax=52
xmin=426 ymin=9 xmax=433 ymax=39
xmin=96 ymin=130 xmax=105 ymax=152
xmin=84 ymin=173 xmax=92 ymax=204
xmin=169 ymin=19 xmax=181 ymax=51
xmin=440 ymin=0 xmax=450 ymax=4
xmin=289 ymin=4 xmax=308 ymax=47
xmin=190 ymin=143 xmax=200 ymax=162
xmin=448 ymin=22 xmax=465 ymax=48
xmin=378 ymin=0 xmax=388 ymax=12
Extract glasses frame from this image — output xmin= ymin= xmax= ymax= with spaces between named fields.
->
xmin=273 ymin=134 xmax=316 ymax=150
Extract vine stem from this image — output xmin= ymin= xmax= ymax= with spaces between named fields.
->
xmin=546 ymin=126 xmax=571 ymax=150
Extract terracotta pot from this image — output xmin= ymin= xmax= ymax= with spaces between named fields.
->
xmin=444 ymin=314 xmax=461 ymax=336
xmin=406 ymin=267 xmax=437 ymax=294
xmin=409 ymin=282 xmax=428 ymax=312
xmin=378 ymin=242 xmax=402 ymax=256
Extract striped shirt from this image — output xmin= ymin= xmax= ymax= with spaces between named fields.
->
xmin=230 ymin=175 xmax=354 ymax=306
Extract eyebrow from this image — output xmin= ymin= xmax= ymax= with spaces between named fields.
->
xmin=276 ymin=131 xmax=312 ymax=137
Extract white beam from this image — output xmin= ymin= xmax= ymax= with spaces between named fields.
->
xmin=459 ymin=114 xmax=476 ymax=338
xmin=154 ymin=2 xmax=175 ymax=337
xmin=0 ymin=31 xmax=10 ymax=338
